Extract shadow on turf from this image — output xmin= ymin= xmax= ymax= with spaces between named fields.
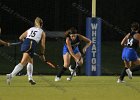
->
xmin=102 ymin=67 xmax=140 ymax=93
xmin=37 ymin=76 xmax=66 ymax=92
xmin=124 ymin=82 xmax=140 ymax=93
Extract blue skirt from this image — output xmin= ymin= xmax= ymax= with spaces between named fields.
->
xmin=122 ymin=47 xmax=138 ymax=61
xmin=21 ymin=38 xmax=37 ymax=58
xmin=63 ymin=44 xmax=80 ymax=55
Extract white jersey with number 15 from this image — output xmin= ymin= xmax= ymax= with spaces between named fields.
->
xmin=26 ymin=27 xmax=43 ymax=43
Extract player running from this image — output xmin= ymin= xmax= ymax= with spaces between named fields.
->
xmin=117 ymin=22 xmax=140 ymax=83
xmin=6 ymin=17 xmax=46 ymax=85
xmin=55 ymin=27 xmax=92 ymax=81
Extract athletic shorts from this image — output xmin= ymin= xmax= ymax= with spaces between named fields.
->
xmin=21 ymin=38 xmax=37 ymax=58
xmin=63 ymin=44 xmax=80 ymax=55
xmin=122 ymin=47 xmax=138 ymax=61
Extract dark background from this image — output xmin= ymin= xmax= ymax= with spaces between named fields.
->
xmin=0 ymin=0 xmax=140 ymax=40
xmin=0 ymin=0 xmax=140 ymax=75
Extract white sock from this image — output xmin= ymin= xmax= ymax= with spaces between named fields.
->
xmin=27 ymin=63 xmax=33 ymax=80
xmin=11 ymin=63 xmax=24 ymax=77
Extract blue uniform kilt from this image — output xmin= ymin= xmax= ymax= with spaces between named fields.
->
xmin=122 ymin=47 xmax=138 ymax=61
xmin=21 ymin=38 xmax=37 ymax=58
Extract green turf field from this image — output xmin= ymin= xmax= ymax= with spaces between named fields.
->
xmin=0 ymin=76 xmax=140 ymax=100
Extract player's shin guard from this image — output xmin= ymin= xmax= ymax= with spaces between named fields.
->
xmin=119 ymin=67 xmax=127 ymax=81
xmin=27 ymin=63 xmax=33 ymax=80
xmin=57 ymin=66 xmax=67 ymax=78
xmin=11 ymin=63 xmax=24 ymax=77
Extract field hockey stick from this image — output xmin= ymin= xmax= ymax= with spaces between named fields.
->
xmin=9 ymin=42 xmax=22 ymax=46
xmin=67 ymin=62 xmax=79 ymax=81
xmin=34 ymin=52 xmax=56 ymax=68
xmin=67 ymin=54 xmax=85 ymax=81
xmin=0 ymin=42 xmax=21 ymax=47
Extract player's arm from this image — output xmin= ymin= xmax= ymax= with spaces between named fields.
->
xmin=78 ymin=34 xmax=92 ymax=54
xmin=0 ymin=39 xmax=9 ymax=46
xmin=66 ymin=37 xmax=79 ymax=61
xmin=19 ymin=31 xmax=28 ymax=41
xmin=121 ymin=33 xmax=130 ymax=46
xmin=0 ymin=28 xmax=10 ymax=46
xmin=40 ymin=31 xmax=46 ymax=61
xmin=136 ymin=34 xmax=140 ymax=47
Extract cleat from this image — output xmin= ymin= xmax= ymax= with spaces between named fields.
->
xmin=117 ymin=79 xmax=125 ymax=83
xmin=69 ymin=66 xmax=76 ymax=77
xmin=126 ymin=69 xmax=132 ymax=79
xmin=6 ymin=74 xmax=12 ymax=85
xmin=55 ymin=76 xmax=61 ymax=82
xmin=29 ymin=80 xmax=36 ymax=85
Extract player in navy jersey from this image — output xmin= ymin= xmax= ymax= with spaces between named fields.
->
xmin=6 ymin=17 xmax=46 ymax=85
xmin=117 ymin=22 xmax=140 ymax=83
xmin=55 ymin=27 xmax=92 ymax=81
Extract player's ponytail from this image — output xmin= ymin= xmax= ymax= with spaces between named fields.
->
xmin=35 ymin=17 xmax=43 ymax=28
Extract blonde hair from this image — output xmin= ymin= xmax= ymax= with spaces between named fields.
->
xmin=34 ymin=17 xmax=43 ymax=28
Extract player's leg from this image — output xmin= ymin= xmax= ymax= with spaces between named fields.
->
xmin=125 ymin=61 xmax=133 ymax=79
xmin=130 ymin=58 xmax=140 ymax=72
xmin=6 ymin=53 xmax=29 ymax=85
xmin=26 ymin=40 xmax=37 ymax=85
xmin=10 ymin=53 xmax=29 ymax=77
xmin=55 ymin=44 xmax=71 ymax=81
xmin=75 ymin=52 xmax=83 ymax=65
xmin=124 ymin=58 xmax=140 ymax=80
xmin=69 ymin=52 xmax=83 ymax=76
xmin=125 ymin=50 xmax=139 ymax=79
xmin=27 ymin=57 xmax=36 ymax=85
xmin=117 ymin=48 xmax=137 ymax=83
xmin=123 ymin=59 xmax=140 ymax=80
xmin=55 ymin=53 xmax=71 ymax=81
xmin=117 ymin=48 xmax=127 ymax=83
xmin=69 ymin=46 xmax=83 ymax=76
xmin=125 ymin=58 xmax=140 ymax=80
xmin=117 ymin=60 xmax=130 ymax=83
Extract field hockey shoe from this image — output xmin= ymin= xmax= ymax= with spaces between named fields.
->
xmin=55 ymin=76 xmax=61 ymax=82
xmin=117 ymin=79 xmax=125 ymax=83
xmin=6 ymin=74 xmax=12 ymax=85
xmin=69 ymin=66 xmax=76 ymax=77
xmin=126 ymin=68 xmax=132 ymax=79
xmin=29 ymin=79 xmax=36 ymax=85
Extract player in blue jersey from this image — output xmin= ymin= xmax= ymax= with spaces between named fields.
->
xmin=55 ymin=27 xmax=92 ymax=81
xmin=117 ymin=22 xmax=140 ymax=83
xmin=6 ymin=17 xmax=46 ymax=85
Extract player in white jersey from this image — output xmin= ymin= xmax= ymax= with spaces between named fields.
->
xmin=26 ymin=27 xmax=43 ymax=43
xmin=6 ymin=17 xmax=46 ymax=85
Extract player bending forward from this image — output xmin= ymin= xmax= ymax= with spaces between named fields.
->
xmin=55 ymin=27 xmax=92 ymax=81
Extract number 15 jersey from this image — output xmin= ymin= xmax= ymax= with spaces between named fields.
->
xmin=26 ymin=27 xmax=43 ymax=43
